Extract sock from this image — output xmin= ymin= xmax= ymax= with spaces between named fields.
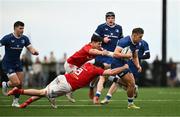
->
xmin=128 ymin=97 xmax=134 ymax=105
xmin=95 ymin=91 xmax=101 ymax=97
xmin=89 ymin=82 xmax=95 ymax=89
xmin=25 ymin=97 xmax=33 ymax=105
xmin=6 ymin=82 xmax=9 ymax=87
xmin=106 ymin=93 xmax=112 ymax=100
xmin=14 ymin=89 xmax=24 ymax=98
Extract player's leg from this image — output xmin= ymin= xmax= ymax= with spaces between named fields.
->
xmin=64 ymin=61 xmax=77 ymax=103
xmin=93 ymin=76 xmax=106 ymax=104
xmin=100 ymin=82 xmax=119 ymax=104
xmin=121 ymin=73 xmax=140 ymax=109
xmin=11 ymin=72 xmax=24 ymax=107
xmin=89 ymin=77 xmax=98 ymax=99
xmin=19 ymin=96 xmax=42 ymax=108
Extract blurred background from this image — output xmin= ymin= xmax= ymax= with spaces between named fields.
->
xmin=0 ymin=0 xmax=180 ymax=87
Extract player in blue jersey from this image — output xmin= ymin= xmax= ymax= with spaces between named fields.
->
xmin=101 ymin=39 xmax=150 ymax=105
xmin=0 ymin=21 xmax=39 ymax=107
xmin=90 ymin=12 xmax=123 ymax=103
xmin=101 ymin=28 xmax=144 ymax=109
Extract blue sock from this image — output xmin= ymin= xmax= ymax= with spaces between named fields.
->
xmin=128 ymin=97 xmax=134 ymax=105
xmin=106 ymin=93 xmax=112 ymax=100
xmin=95 ymin=91 xmax=101 ymax=97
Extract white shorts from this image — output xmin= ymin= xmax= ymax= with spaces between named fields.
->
xmin=45 ymin=75 xmax=72 ymax=98
xmin=64 ymin=61 xmax=78 ymax=73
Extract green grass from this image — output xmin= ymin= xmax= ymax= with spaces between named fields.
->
xmin=0 ymin=87 xmax=180 ymax=116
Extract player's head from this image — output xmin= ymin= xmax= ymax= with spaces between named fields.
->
xmin=93 ymin=61 xmax=105 ymax=69
xmin=14 ymin=21 xmax=24 ymax=36
xmin=105 ymin=12 xmax=115 ymax=26
xmin=91 ymin=34 xmax=103 ymax=50
xmin=131 ymin=27 xmax=144 ymax=44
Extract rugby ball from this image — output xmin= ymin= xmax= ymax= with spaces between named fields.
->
xmin=121 ymin=46 xmax=130 ymax=54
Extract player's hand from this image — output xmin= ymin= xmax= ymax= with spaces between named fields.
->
xmin=123 ymin=64 xmax=129 ymax=69
xmin=103 ymin=37 xmax=111 ymax=43
xmin=137 ymin=66 xmax=142 ymax=72
xmin=102 ymin=50 xmax=109 ymax=56
xmin=126 ymin=52 xmax=132 ymax=59
xmin=32 ymin=50 xmax=39 ymax=55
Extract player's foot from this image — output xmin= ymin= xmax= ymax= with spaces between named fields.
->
xmin=19 ymin=102 xmax=28 ymax=108
xmin=128 ymin=103 xmax=140 ymax=109
xmin=100 ymin=98 xmax=110 ymax=105
xmin=89 ymin=88 xmax=94 ymax=99
xmin=66 ymin=93 xmax=76 ymax=103
xmin=134 ymin=85 xmax=138 ymax=98
xmin=2 ymin=82 xmax=8 ymax=96
xmin=12 ymin=98 xmax=20 ymax=107
xmin=48 ymin=98 xmax=57 ymax=109
xmin=7 ymin=87 xmax=18 ymax=96
xmin=93 ymin=96 xmax=99 ymax=104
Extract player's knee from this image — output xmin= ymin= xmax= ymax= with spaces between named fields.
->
xmin=39 ymin=89 xmax=46 ymax=96
xmin=12 ymin=80 xmax=21 ymax=86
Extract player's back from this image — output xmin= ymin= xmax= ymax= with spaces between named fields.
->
xmin=95 ymin=23 xmax=123 ymax=52
xmin=0 ymin=33 xmax=30 ymax=62
xmin=67 ymin=44 xmax=95 ymax=67
xmin=65 ymin=63 xmax=104 ymax=91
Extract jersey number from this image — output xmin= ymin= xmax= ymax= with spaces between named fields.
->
xmin=74 ymin=68 xmax=83 ymax=76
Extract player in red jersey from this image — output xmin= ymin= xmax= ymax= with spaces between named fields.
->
xmin=7 ymin=62 xmax=128 ymax=109
xmin=64 ymin=34 xmax=113 ymax=73
xmin=64 ymin=34 xmax=113 ymax=102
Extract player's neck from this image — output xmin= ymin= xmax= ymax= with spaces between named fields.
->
xmin=106 ymin=23 xmax=116 ymax=28
xmin=130 ymin=36 xmax=136 ymax=45
xmin=13 ymin=32 xmax=21 ymax=39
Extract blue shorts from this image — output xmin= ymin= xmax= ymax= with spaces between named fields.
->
xmin=95 ymin=56 xmax=113 ymax=64
xmin=111 ymin=58 xmax=131 ymax=78
xmin=128 ymin=60 xmax=140 ymax=79
xmin=2 ymin=60 xmax=23 ymax=77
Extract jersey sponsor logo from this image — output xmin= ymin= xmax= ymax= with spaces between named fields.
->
xmin=11 ymin=40 xmax=15 ymax=43
xmin=104 ymin=34 xmax=118 ymax=38
xmin=105 ymin=28 xmax=108 ymax=31
xmin=21 ymin=40 xmax=25 ymax=44
xmin=115 ymin=29 xmax=119 ymax=33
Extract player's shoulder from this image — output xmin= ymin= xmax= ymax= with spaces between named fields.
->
xmin=115 ymin=24 xmax=122 ymax=29
xmin=97 ymin=23 xmax=107 ymax=28
xmin=140 ymin=40 xmax=149 ymax=46
xmin=119 ymin=36 xmax=130 ymax=43
xmin=21 ymin=35 xmax=29 ymax=40
xmin=2 ymin=33 xmax=13 ymax=39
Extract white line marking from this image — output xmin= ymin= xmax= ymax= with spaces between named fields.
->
xmin=1 ymin=99 xmax=180 ymax=102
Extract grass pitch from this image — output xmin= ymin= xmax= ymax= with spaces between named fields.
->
xmin=0 ymin=87 xmax=180 ymax=116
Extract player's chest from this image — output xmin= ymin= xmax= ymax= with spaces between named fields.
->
xmin=8 ymin=39 xmax=25 ymax=49
xmin=103 ymin=27 xmax=120 ymax=38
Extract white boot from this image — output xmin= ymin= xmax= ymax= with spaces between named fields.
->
xmin=2 ymin=82 xmax=8 ymax=96
xmin=12 ymin=98 xmax=20 ymax=107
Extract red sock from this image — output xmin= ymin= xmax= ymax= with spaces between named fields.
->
xmin=25 ymin=97 xmax=33 ymax=105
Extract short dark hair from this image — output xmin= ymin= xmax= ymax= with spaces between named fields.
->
xmin=132 ymin=27 xmax=144 ymax=34
xmin=14 ymin=21 xmax=24 ymax=29
xmin=93 ymin=61 xmax=105 ymax=69
xmin=91 ymin=34 xmax=103 ymax=42
xmin=105 ymin=12 xmax=115 ymax=19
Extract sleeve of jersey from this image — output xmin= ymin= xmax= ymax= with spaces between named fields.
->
xmin=95 ymin=67 xmax=105 ymax=75
xmin=117 ymin=39 xmax=127 ymax=48
xmin=94 ymin=25 xmax=103 ymax=37
xmin=143 ymin=41 xmax=150 ymax=54
xmin=84 ymin=45 xmax=92 ymax=53
xmin=24 ymin=37 xmax=32 ymax=47
xmin=119 ymin=26 xmax=124 ymax=38
xmin=0 ymin=36 xmax=8 ymax=47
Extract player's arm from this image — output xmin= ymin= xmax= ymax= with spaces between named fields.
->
xmin=26 ymin=45 xmax=39 ymax=55
xmin=89 ymin=49 xmax=113 ymax=57
xmin=132 ymin=50 xmax=142 ymax=72
xmin=102 ymin=64 xmax=129 ymax=76
xmin=139 ymin=51 xmax=150 ymax=59
xmin=113 ymin=46 xmax=132 ymax=59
